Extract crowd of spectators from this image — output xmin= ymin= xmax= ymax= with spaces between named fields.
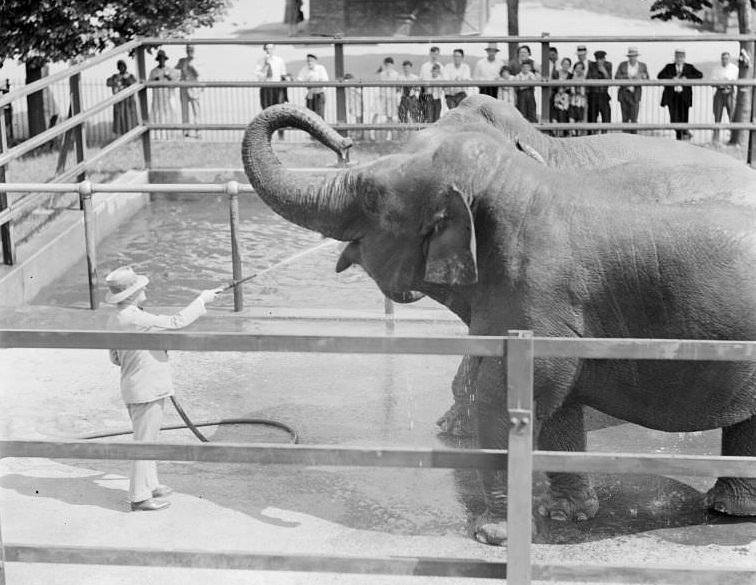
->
xmin=104 ymin=42 xmax=748 ymax=143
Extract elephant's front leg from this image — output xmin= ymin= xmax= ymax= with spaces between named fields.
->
xmin=536 ymin=401 xmax=599 ymax=522
xmin=436 ymin=355 xmax=479 ymax=438
xmin=705 ymin=415 xmax=756 ymax=516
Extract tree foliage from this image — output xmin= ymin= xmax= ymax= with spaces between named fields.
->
xmin=0 ymin=0 xmax=230 ymax=64
xmin=650 ymin=0 xmax=756 ymax=24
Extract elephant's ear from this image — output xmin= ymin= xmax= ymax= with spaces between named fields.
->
xmin=515 ymin=138 xmax=546 ymax=164
xmin=423 ymin=186 xmax=478 ymax=286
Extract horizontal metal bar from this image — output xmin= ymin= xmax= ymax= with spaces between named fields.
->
xmin=0 ymin=440 xmax=507 ymax=469
xmin=145 ymin=78 xmax=756 ymax=88
xmin=0 ymin=182 xmax=256 ymax=194
xmin=4 ymin=545 xmax=507 ymax=578
xmin=0 ymin=330 xmax=505 ymax=355
xmin=2 ymin=440 xmax=754 ymax=477
xmin=142 ymin=34 xmax=756 ymax=45
xmin=0 ymin=40 xmax=140 ymax=109
xmin=0 ymin=83 xmax=144 ymax=167
xmin=536 ymin=451 xmax=756 ymax=478
xmin=2 ymin=330 xmax=756 ymax=361
xmin=5 ymin=544 xmax=755 ymax=583
xmin=533 ymin=337 xmax=756 ymax=361
xmin=143 ymin=121 xmax=756 ymax=132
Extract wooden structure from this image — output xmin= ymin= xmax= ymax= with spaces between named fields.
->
xmin=308 ymin=0 xmax=492 ymax=36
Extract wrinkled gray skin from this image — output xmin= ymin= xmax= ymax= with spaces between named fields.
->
xmin=435 ymin=96 xmax=756 ymax=438
xmin=242 ymin=101 xmax=756 ymax=546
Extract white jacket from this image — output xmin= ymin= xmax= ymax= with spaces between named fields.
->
xmin=107 ymin=298 xmax=206 ymax=404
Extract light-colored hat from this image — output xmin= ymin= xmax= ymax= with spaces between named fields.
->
xmin=485 ymin=42 xmax=500 ymax=52
xmin=674 ymin=48 xmax=686 ymax=55
xmin=105 ymin=266 xmax=149 ymax=304
xmin=626 ymin=46 xmax=640 ymax=57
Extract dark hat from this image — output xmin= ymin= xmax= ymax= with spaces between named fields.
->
xmin=594 ymin=50 xmax=607 ymax=59
xmin=577 ymin=45 xmax=587 ymax=52
xmin=156 ymin=49 xmax=168 ymax=61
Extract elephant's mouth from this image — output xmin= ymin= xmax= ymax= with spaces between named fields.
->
xmin=386 ymin=290 xmax=425 ymax=304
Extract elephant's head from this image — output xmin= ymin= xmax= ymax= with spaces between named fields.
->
xmin=241 ymin=104 xmax=510 ymax=305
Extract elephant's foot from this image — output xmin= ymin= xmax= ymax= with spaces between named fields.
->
xmin=472 ymin=510 xmax=508 ymax=546
xmin=538 ymin=480 xmax=599 ymax=522
xmin=705 ymin=478 xmax=756 ymax=516
xmin=436 ymin=402 xmax=474 ymax=438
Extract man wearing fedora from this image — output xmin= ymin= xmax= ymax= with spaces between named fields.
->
xmin=658 ymin=48 xmax=703 ymax=140
xmin=105 ymin=266 xmax=221 ymax=511
xmin=473 ymin=42 xmax=504 ymax=99
xmin=586 ymin=49 xmax=613 ymax=133
xmin=615 ymin=46 xmax=649 ymax=132
xmin=148 ymin=49 xmax=180 ymax=139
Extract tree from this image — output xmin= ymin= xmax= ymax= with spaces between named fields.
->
xmin=650 ymin=0 xmax=756 ymax=147
xmin=507 ymin=0 xmax=520 ymax=62
xmin=0 ymin=0 xmax=230 ymax=138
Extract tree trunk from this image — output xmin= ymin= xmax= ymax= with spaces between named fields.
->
xmin=25 ymin=58 xmax=48 ymax=138
xmin=728 ymin=0 xmax=754 ymax=148
xmin=507 ymin=0 xmax=519 ymax=63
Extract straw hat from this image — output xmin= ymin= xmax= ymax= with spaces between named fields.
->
xmin=105 ymin=266 xmax=149 ymax=304
xmin=626 ymin=46 xmax=640 ymax=57
xmin=485 ymin=42 xmax=500 ymax=52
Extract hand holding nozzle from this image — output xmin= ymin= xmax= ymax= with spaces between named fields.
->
xmin=200 ymin=287 xmax=224 ymax=304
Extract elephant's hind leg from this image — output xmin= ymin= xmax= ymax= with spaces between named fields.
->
xmin=705 ymin=415 xmax=756 ymax=516
xmin=537 ymin=401 xmax=599 ymax=522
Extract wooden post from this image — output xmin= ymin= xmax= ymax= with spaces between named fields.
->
xmin=334 ymin=42 xmax=347 ymax=138
xmin=79 ymin=182 xmax=99 ymax=309
xmin=540 ymin=33 xmax=551 ymax=126
xmin=227 ymin=181 xmax=243 ymax=312
xmin=136 ymin=45 xmax=152 ymax=169
xmin=69 ymin=73 xmax=86 ymax=182
xmin=506 ymin=329 xmax=534 ymax=585
xmin=0 ymin=121 xmax=15 ymax=265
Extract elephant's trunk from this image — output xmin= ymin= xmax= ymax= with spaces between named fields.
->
xmin=241 ymin=104 xmax=360 ymax=241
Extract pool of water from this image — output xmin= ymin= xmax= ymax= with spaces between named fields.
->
xmin=34 ymin=192 xmax=407 ymax=312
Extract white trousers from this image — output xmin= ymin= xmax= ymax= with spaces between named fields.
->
xmin=127 ymin=398 xmax=165 ymax=502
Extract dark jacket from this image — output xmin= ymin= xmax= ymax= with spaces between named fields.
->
xmin=658 ymin=62 xmax=703 ymax=108
xmin=586 ymin=60 xmax=613 ymax=94
xmin=615 ymin=60 xmax=649 ymax=102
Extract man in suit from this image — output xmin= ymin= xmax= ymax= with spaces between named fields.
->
xmin=615 ymin=46 xmax=649 ymax=133
xmin=658 ymin=48 xmax=703 ymax=140
xmin=546 ymin=47 xmax=561 ymax=132
xmin=586 ymin=50 xmax=612 ymax=133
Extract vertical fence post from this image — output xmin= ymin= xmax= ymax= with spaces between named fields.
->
xmin=506 ymin=329 xmax=534 ymax=585
xmin=69 ymin=72 xmax=86 ymax=182
xmin=0 ymin=124 xmax=15 ymax=265
xmin=136 ymin=44 xmax=152 ymax=169
xmin=227 ymin=181 xmax=243 ymax=312
xmin=334 ymin=42 xmax=347 ymax=138
xmin=0 ymin=508 xmax=6 ymax=585
xmin=540 ymin=33 xmax=551 ymax=127
xmin=79 ymin=181 xmax=99 ymax=309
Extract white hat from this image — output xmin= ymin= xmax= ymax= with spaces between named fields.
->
xmin=485 ymin=42 xmax=500 ymax=52
xmin=105 ymin=266 xmax=149 ymax=304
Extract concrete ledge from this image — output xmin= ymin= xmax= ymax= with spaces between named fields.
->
xmin=0 ymin=170 xmax=150 ymax=306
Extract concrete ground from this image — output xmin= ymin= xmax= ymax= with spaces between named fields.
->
xmin=1 ymin=306 xmax=755 ymax=584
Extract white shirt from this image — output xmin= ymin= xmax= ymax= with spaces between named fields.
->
xmin=296 ymin=63 xmax=329 ymax=93
xmin=107 ymin=298 xmax=207 ymax=404
xmin=711 ymin=62 xmax=739 ymax=90
xmin=473 ymin=57 xmax=504 ymax=81
xmin=444 ymin=62 xmax=472 ymax=94
xmin=420 ymin=60 xmax=446 ymax=80
xmin=255 ymin=54 xmax=287 ymax=81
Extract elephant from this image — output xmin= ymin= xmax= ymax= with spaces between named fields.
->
xmin=241 ymin=103 xmax=756 ymax=546
xmin=434 ymin=95 xmax=756 ymax=437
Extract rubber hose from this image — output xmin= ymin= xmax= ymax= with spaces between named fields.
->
xmin=80 ymin=396 xmax=299 ymax=444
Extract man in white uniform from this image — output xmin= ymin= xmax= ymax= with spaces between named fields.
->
xmin=710 ymin=51 xmax=740 ymax=143
xmin=106 ymin=266 xmax=221 ymax=511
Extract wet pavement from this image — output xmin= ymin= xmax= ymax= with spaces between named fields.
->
xmin=2 ymin=192 xmax=755 ymax=583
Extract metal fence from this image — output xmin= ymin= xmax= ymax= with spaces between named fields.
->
xmin=1 ymin=328 xmax=755 ymax=584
